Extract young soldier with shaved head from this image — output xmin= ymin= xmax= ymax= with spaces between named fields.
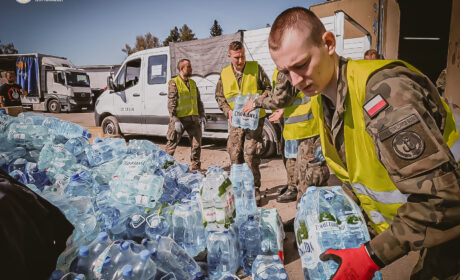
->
xmin=269 ymin=7 xmax=460 ymax=279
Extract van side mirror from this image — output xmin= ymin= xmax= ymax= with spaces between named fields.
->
xmin=107 ymin=76 xmax=115 ymax=90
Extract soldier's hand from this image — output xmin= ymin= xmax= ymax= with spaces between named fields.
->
xmin=174 ymin=121 xmax=184 ymax=133
xmin=200 ymin=116 xmax=207 ymax=127
xmin=242 ymin=98 xmax=256 ymax=114
xmin=269 ymin=109 xmax=284 ymax=123
xmin=228 ymin=110 xmax=233 ymax=125
xmin=320 ymin=243 xmax=381 ymax=280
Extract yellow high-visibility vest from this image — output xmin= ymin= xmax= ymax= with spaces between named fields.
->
xmin=311 ymin=59 xmax=460 ymax=233
xmin=170 ymin=76 xmax=198 ymax=117
xmin=272 ymin=68 xmax=319 ymax=140
xmin=220 ymin=61 xmax=266 ymax=118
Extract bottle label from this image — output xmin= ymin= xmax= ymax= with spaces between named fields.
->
xmin=315 ymin=221 xmax=339 ymax=232
xmin=299 ymin=240 xmax=317 ymax=269
xmin=135 ymin=195 xmax=149 ymax=206
xmin=203 ymin=207 xmax=216 ymax=223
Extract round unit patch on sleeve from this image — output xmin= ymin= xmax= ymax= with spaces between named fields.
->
xmin=392 ymin=131 xmax=425 ymax=160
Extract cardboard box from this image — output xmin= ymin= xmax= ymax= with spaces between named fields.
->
xmin=0 ymin=106 xmax=23 ymax=117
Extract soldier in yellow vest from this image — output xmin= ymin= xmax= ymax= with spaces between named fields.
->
xmin=268 ymin=7 xmax=460 ymax=279
xmin=215 ymin=41 xmax=272 ymax=205
xmin=243 ymin=68 xmax=329 ymax=203
xmin=165 ymin=59 xmax=206 ymax=170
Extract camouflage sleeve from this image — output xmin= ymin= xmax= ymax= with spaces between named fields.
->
xmin=257 ymin=65 xmax=272 ymax=93
xmin=215 ymin=77 xmax=232 ymax=118
xmin=363 ymin=65 xmax=460 ymax=265
xmin=168 ymin=80 xmax=179 ymax=122
xmin=254 ymin=71 xmax=298 ymax=110
xmin=196 ymin=87 xmax=205 ymax=118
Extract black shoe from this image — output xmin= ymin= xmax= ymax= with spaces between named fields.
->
xmin=276 ymin=189 xmax=298 ymax=203
xmin=277 ymin=185 xmax=288 ymax=195
xmin=255 ymin=189 xmax=261 ymax=206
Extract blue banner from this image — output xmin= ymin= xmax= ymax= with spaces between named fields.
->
xmin=16 ymin=56 xmax=39 ymax=94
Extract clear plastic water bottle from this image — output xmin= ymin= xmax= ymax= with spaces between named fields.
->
xmin=7 ymin=122 xmax=52 ymax=149
xmin=284 ymin=140 xmax=299 ymax=159
xmin=64 ymin=170 xmax=95 ymax=197
xmin=49 ymin=269 xmax=64 ymax=280
xmin=86 ymin=138 xmax=127 ymax=167
xmin=70 ymin=246 xmax=91 ymax=275
xmin=252 ymin=255 xmax=288 ymax=280
xmin=239 ymin=215 xmax=262 ymax=275
xmin=42 ymin=117 xmax=91 ymax=139
xmin=145 ymin=214 xmax=170 ymax=238
xmin=128 ymin=139 xmax=162 ymax=155
xmin=260 ymin=221 xmax=278 ymax=255
xmin=230 ymin=163 xmax=257 ymax=227
xmin=0 ymin=147 xmax=26 ymax=168
xmin=65 ymin=137 xmax=90 ymax=156
xmin=126 ymin=214 xmax=147 ymax=242
xmin=25 ymin=162 xmax=48 ymax=188
xmin=143 ymin=236 xmax=203 ymax=280
xmin=172 ymin=203 xmax=204 ymax=257
xmin=317 ymin=189 xmax=342 ymax=251
xmin=207 ymin=230 xmax=239 ymax=279
xmin=132 ymin=249 xmax=157 ymax=279
xmin=121 ymin=264 xmax=134 ymax=279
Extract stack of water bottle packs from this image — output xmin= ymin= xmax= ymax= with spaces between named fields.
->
xmin=294 ymin=186 xmax=383 ymax=280
xmin=0 ymin=112 xmax=288 ymax=280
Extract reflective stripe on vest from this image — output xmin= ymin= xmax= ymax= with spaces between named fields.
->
xmin=312 ymin=59 xmax=460 ymax=234
xmin=272 ymin=68 xmax=319 ymax=141
xmin=221 ymin=61 xmax=266 ymax=118
xmin=171 ymin=76 xmax=198 ymax=117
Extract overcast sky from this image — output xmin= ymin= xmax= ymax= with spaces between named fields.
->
xmin=1 ymin=0 xmax=326 ymax=66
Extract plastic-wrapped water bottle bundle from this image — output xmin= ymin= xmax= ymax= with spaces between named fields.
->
xmin=295 ymin=186 xmax=383 ymax=280
xmin=0 ymin=113 xmax=296 ymax=279
xmin=231 ymin=92 xmax=261 ymax=130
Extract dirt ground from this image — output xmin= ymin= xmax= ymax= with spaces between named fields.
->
xmin=43 ymin=111 xmax=419 ymax=279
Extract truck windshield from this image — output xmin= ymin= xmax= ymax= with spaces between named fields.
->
xmin=66 ymin=72 xmax=90 ymax=87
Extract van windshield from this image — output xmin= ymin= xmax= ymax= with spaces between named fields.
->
xmin=66 ymin=72 xmax=90 ymax=87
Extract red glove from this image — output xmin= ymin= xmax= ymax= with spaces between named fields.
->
xmin=320 ymin=243 xmax=381 ymax=280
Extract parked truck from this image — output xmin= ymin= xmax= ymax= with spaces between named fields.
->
xmin=0 ymin=53 xmax=92 ymax=113
xmin=95 ymin=12 xmax=371 ymax=157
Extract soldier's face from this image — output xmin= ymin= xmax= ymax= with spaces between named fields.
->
xmin=270 ymin=29 xmax=336 ymax=96
xmin=181 ymin=61 xmax=192 ymax=78
xmin=228 ymin=49 xmax=246 ymax=72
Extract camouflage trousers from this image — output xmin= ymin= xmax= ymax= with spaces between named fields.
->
xmin=227 ymin=118 xmax=264 ymax=189
xmin=165 ymin=115 xmax=202 ymax=169
xmin=295 ymin=136 xmax=330 ymax=203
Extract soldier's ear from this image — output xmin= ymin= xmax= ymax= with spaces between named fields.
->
xmin=322 ymin=32 xmax=336 ymax=55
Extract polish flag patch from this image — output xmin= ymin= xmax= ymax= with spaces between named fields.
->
xmin=364 ymin=94 xmax=388 ymax=118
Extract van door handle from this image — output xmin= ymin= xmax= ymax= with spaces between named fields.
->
xmin=133 ymin=93 xmax=140 ymax=97
xmin=159 ymin=92 xmax=167 ymax=96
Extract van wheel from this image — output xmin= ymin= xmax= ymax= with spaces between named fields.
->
xmin=260 ymin=119 xmax=277 ymax=158
xmin=47 ymin=99 xmax=61 ymax=113
xmin=101 ymin=116 xmax=121 ymax=135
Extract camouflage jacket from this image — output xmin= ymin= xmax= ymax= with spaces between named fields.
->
xmin=168 ymin=77 xmax=205 ymax=122
xmin=253 ymin=70 xmax=299 ymax=110
xmin=215 ymin=63 xmax=272 ymax=118
xmin=322 ymin=57 xmax=460 ymax=265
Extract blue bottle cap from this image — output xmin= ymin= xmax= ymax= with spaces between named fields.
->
xmin=70 ymin=173 xmax=80 ymax=181
xmin=120 ymin=241 xmax=130 ymax=251
xmin=97 ymin=232 xmax=108 ymax=242
xmin=150 ymin=248 xmax=158 ymax=257
xmin=122 ymin=265 xmax=133 ymax=277
xmin=248 ymin=215 xmax=254 ymax=221
xmin=78 ymin=246 xmax=89 ymax=257
xmin=50 ymin=269 xmax=63 ymax=279
xmin=103 ymin=256 xmax=111 ymax=266
xmin=75 ymin=274 xmax=85 ymax=280
xmin=140 ymin=249 xmax=151 ymax=261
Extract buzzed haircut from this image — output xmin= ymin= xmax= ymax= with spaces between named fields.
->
xmin=177 ymin=58 xmax=191 ymax=71
xmin=269 ymin=7 xmax=326 ymax=51
xmin=228 ymin=41 xmax=244 ymax=52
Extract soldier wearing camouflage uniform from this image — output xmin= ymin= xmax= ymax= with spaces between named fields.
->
xmin=243 ymin=69 xmax=329 ymax=203
xmin=269 ymin=7 xmax=460 ymax=279
xmin=165 ymin=59 xmax=206 ymax=170
xmin=215 ymin=41 xmax=272 ymax=204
